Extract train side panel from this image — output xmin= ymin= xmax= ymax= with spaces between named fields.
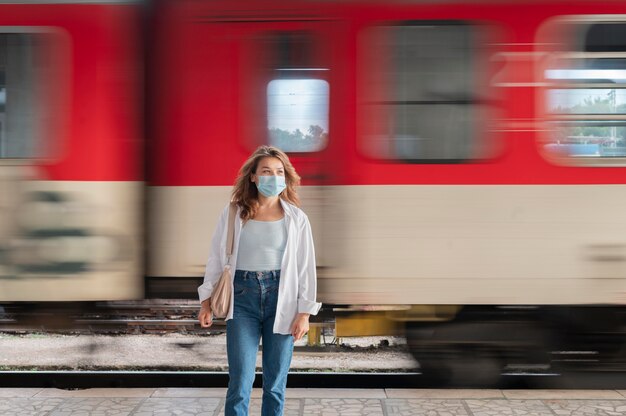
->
xmin=147 ymin=0 xmax=626 ymax=308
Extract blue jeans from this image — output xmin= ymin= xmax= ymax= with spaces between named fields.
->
xmin=225 ymin=270 xmax=294 ymax=416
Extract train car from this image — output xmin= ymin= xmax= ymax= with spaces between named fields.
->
xmin=146 ymin=0 xmax=626 ymax=382
xmin=0 ymin=0 xmax=143 ymax=301
xmin=0 ymin=0 xmax=624 ymax=385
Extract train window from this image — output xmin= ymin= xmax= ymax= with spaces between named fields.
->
xmin=0 ymin=33 xmax=50 ymax=159
xmin=359 ymin=22 xmax=491 ymax=162
xmin=267 ymin=78 xmax=329 ymax=152
xmin=542 ymin=21 xmax=626 ymax=162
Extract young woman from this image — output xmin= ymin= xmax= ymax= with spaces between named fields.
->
xmin=198 ymin=145 xmax=321 ymax=416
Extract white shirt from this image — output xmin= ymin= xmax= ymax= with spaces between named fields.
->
xmin=198 ymin=199 xmax=322 ymax=334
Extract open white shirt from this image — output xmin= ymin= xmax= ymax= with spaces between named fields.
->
xmin=198 ymin=199 xmax=322 ymax=334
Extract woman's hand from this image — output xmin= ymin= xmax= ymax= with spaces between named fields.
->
xmin=199 ymin=299 xmax=213 ymax=328
xmin=290 ymin=313 xmax=310 ymax=341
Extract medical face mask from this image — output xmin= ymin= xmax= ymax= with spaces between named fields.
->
xmin=256 ymin=175 xmax=286 ymax=197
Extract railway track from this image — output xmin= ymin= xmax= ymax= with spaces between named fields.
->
xmin=0 ymin=301 xmax=337 ymax=345
xmin=0 ymin=318 xmax=223 ymax=334
xmin=0 ymin=301 xmax=290 ymax=334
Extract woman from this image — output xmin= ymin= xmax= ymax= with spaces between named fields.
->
xmin=198 ymin=145 xmax=322 ymax=416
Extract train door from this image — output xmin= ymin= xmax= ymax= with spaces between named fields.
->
xmin=0 ymin=28 xmax=62 ymax=285
xmin=0 ymin=3 xmax=143 ymax=301
xmin=235 ymin=20 xmax=340 ymax=268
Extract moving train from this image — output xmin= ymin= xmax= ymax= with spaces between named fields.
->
xmin=1 ymin=0 xmax=625 ymax=383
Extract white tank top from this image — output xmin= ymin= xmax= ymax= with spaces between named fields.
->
xmin=235 ymin=217 xmax=287 ymax=271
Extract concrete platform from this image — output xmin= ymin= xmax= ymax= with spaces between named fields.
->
xmin=2 ymin=388 xmax=626 ymax=415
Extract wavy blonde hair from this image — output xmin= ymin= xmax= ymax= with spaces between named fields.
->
xmin=231 ymin=146 xmax=301 ymax=221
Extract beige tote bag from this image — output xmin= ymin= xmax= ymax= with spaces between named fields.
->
xmin=210 ymin=203 xmax=237 ymax=318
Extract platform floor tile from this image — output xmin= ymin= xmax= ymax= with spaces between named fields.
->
xmin=303 ymin=398 xmax=384 ymax=416
xmin=544 ymin=399 xmax=626 ymax=416
xmin=48 ymin=398 xmax=143 ymax=416
xmin=132 ymin=398 xmax=221 ymax=416
xmin=465 ymin=399 xmax=555 ymax=416
xmin=2 ymin=389 xmax=626 ymax=415
xmin=0 ymin=398 xmax=64 ymax=416
xmin=384 ymin=399 xmax=470 ymax=416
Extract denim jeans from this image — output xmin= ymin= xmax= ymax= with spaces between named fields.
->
xmin=225 ymin=269 xmax=294 ymax=416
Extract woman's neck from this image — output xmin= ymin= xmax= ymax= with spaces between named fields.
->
xmin=257 ymin=195 xmax=281 ymax=209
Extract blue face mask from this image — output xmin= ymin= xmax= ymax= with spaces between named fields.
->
xmin=256 ymin=175 xmax=286 ymax=197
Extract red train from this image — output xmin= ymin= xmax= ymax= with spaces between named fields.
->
xmin=1 ymin=0 xmax=625 ymax=383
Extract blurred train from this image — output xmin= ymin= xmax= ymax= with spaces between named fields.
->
xmin=1 ymin=0 xmax=626 ymax=383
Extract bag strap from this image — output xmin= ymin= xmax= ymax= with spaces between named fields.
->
xmin=225 ymin=202 xmax=237 ymax=260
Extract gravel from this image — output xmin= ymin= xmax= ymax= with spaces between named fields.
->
xmin=0 ymin=333 xmax=418 ymax=372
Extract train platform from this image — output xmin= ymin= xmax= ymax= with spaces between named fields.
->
xmin=2 ymin=388 xmax=626 ymax=415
